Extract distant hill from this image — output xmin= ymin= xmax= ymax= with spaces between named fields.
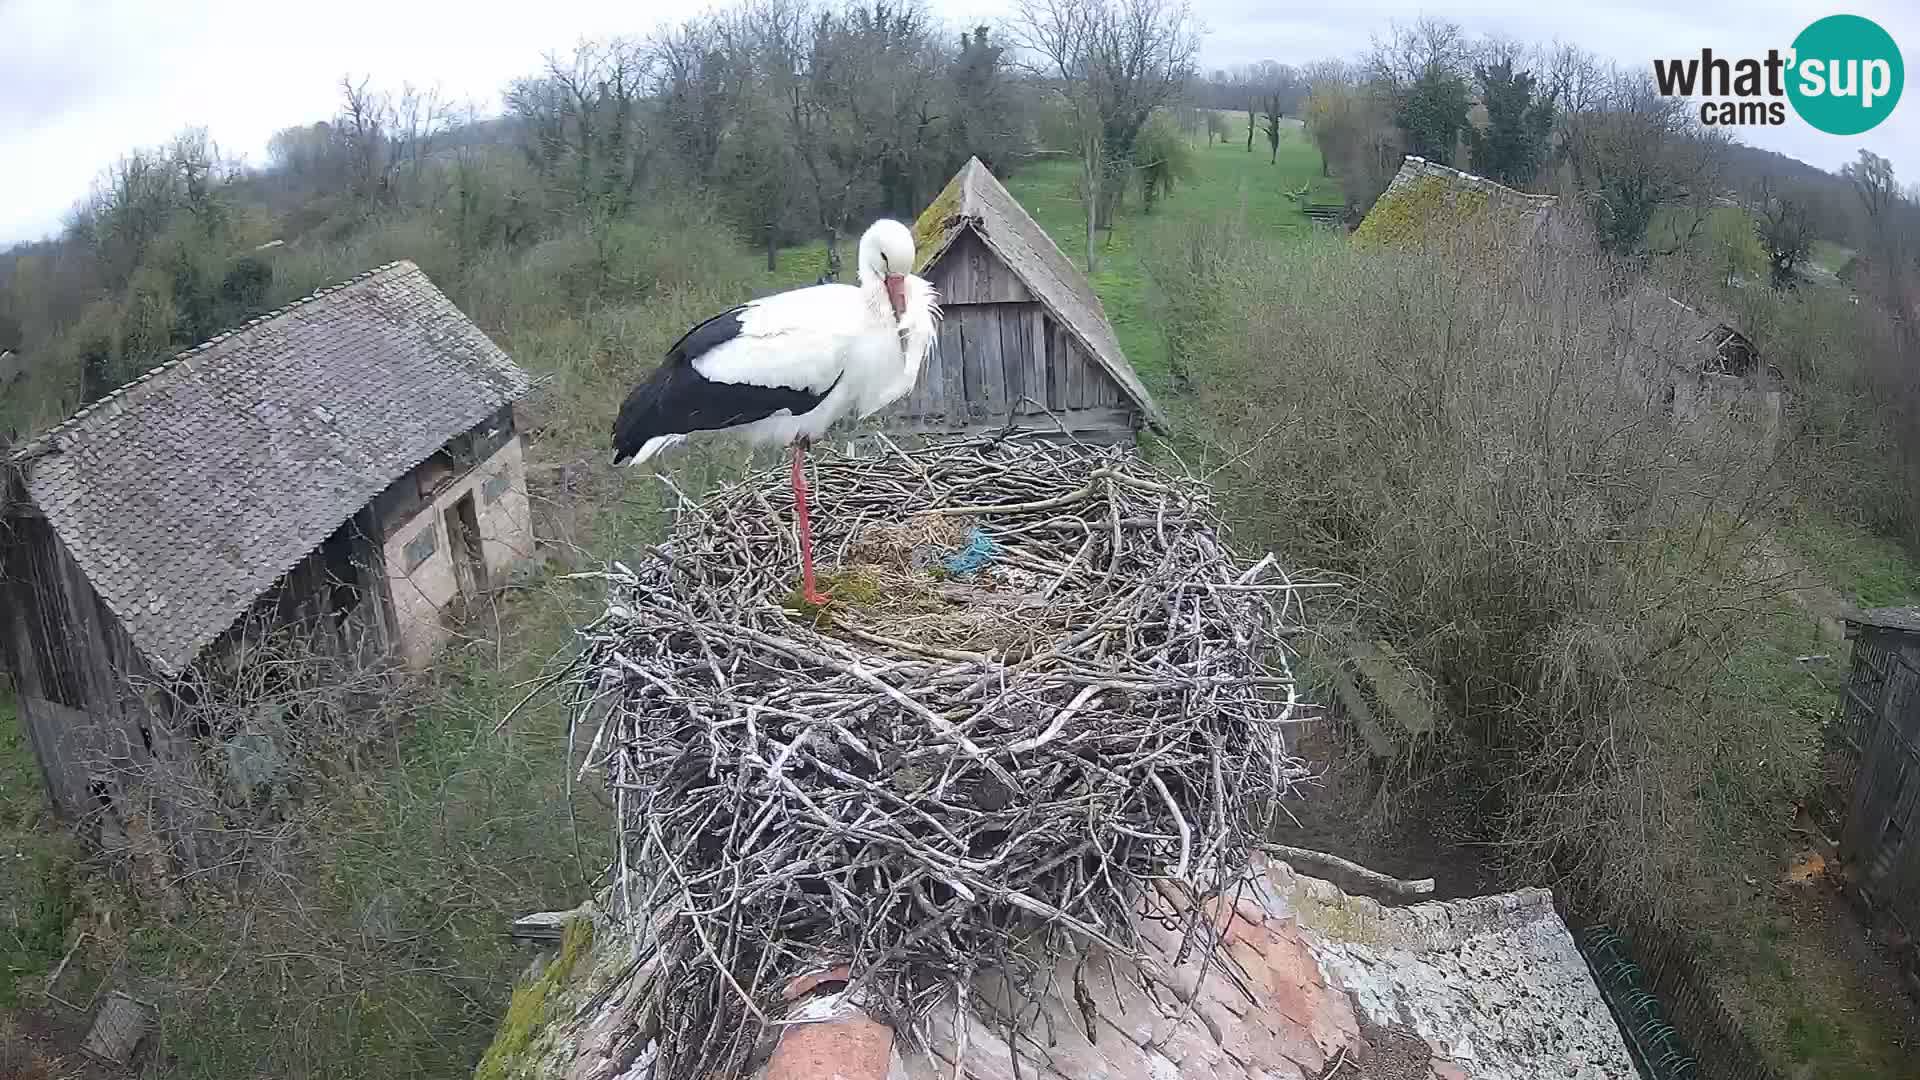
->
xmin=1719 ymin=141 xmax=1859 ymax=243
xmin=1722 ymin=142 xmax=1842 ymax=192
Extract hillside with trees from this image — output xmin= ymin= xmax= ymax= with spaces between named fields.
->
xmin=3 ymin=3 xmax=1920 ymax=1078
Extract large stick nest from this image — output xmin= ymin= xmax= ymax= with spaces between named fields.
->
xmin=567 ymin=434 xmax=1320 ymax=1079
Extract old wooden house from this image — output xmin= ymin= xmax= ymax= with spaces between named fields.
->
xmin=1834 ymin=606 xmax=1920 ymax=963
xmin=1355 ymin=155 xmax=1785 ymax=444
xmin=1614 ymin=284 xmax=1784 ymax=439
xmin=882 ymin=157 xmax=1166 ymax=443
xmin=0 ymin=260 xmax=535 ymax=818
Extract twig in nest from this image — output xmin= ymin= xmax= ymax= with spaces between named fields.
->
xmin=565 ymin=433 xmax=1324 ymax=1080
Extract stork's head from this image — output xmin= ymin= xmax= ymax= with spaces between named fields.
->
xmin=858 ymin=219 xmax=917 ymax=319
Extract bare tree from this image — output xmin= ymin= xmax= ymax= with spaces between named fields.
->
xmin=338 ymin=75 xmax=391 ymax=205
xmin=1840 ymin=150 xmax=1912 ymax=317
xmin=1260 ymin=94 xmax=1283 ymax=164
xmin=1542 ymin=42 xmax=1610 ymax=120
xmin=1012 ymin=0 xmax=1201 ymax=272
xmin=1218 ymin=64 xmax=1251 ymax=152
xmin=1846 ymin=149 xmax=1898 ymax=226
xmin=505 ymin=38 xmax=657 ymax=215
xmin=390 ymin=82 xmax=446 ymax=199
xmin=655 ymin=13 xmax=744 ymax=187
xmin=774 ymin=2 xmax=941 ymax=281
xmin=1561 ymin=70 xmax=1729 ymax=255
xmin=1204 ymin=109 xmax=1230 ymax=145
xmin=1301 ymin=61 xmax=1400 ymax=211
xmin=1750 ymin=177 xmax=1814 ymax=289
xmin=1367 ymin=16 xmax=1468 ymax=88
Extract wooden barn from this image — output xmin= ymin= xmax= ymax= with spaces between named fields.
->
xmin=881 ymin=157 xmax=1166 ymax=442
xmin=1834 ymin=605 xmax=1920 ymax=961
xmin=1356 ymin=155 xmax=1786 ymax=445
xmin=0 ymin=260 xmax=535 ymax=820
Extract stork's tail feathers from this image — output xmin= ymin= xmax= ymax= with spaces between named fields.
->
xmin=613 ymin=433 xmax=686 ymax=468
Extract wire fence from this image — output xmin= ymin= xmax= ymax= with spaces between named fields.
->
xmin=1577 ymin=922 xmax=1784 ymax=1080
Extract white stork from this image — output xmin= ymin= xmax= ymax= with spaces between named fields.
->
xmin=611 ymin=218 xmax=940 ymax=604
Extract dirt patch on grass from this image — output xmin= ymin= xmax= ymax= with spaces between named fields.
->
xmin=1705 ymin=836 xmax=1920 ymax=1079
xmin=0 ymin=1004 xmax=136 ymax=1080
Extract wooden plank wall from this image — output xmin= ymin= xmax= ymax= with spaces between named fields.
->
xmin=0 ymin=511 xmax=162 ymax=816
xmin=1 ymin=486 xmax=394 ymax=820
xmin=889 ymin=302 xmax=1130 ymax=427
xmin=888 ymin=295 xmax=1132 ymax=437
xmin=888 ymin=228 xmax=1134 ymax=436
xmin=927 ymin=231 xmax=1034 ymax=305
xmin=1842 ymin=629 xmax=1920 ymax=934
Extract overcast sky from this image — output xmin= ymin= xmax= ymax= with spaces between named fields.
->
xmin=1 ymin=0 xmax=1913 ymax=247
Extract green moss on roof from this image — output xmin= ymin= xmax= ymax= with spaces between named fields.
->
xmin=1353 ymin=175 xmax=1489 ymax=249
xmin=474 ymin=915 xmax=595 ymax=1080
xmin=913 ymin=170 xmax=965 ymax=273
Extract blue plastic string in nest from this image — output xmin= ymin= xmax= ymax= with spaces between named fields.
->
xmin=941 ymin=527 xmax=998 ymax=578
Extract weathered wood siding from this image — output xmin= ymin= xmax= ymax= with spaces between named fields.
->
xmin=926 ymin=231 xmax=1035 ymax=305
xmin=885 ymin=299 xmax=1131 ymax=432
xmin=879 ymin=230 xmax=1139 ymax=439
xmin=206 ymin=509 xmax=393 ymax=676
xmin=0 ymin=487 xmax=164 ymax=816
xmin=1 ymin=495 xmax=394 ymax=820
xmin=1837 ymin=626 xmax=1920 ymax=938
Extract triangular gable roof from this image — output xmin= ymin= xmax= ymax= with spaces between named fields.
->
xmin=913 ymin=157 xmax=1168 ymax=431
xmin=1359 ymin=157 xmax=1765 ymax=378
xmin=1355 ymin=155 xmax=1568 ymax=250
xmin=10 ymin=261 xmax=530 ymax=674
xmin=1617 ymin=281 xmax=1763 ymax=375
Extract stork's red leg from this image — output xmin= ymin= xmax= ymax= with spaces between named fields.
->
xmin=792 ymin=439 xmax=830 ymax=605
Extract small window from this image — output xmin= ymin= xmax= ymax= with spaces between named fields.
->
xmin=481 ymin=472 xmax=512 ymax=506
xmin=402 ymin=524 xmax=438 ymax=571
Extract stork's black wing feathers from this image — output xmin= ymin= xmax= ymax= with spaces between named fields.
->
xmin=610 ymin=305 xmax=838 ymax=465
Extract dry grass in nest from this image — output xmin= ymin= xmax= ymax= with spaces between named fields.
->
xmin=830 ymin=516 xmax=1061 ymax=655
xmin=563 ymin=432 xmax=1327 ymax=1080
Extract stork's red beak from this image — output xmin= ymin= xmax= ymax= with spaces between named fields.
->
xmin=885 ymin=274 xmax=907 ymax=319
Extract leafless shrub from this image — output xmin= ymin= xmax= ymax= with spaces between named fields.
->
xmin=79 ymin=611 xmax=403 ymax=890
xmin=1151 ymin=219 xmax=1807 ymax=922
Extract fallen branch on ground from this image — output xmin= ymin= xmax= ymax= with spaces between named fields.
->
xmin=1260 ymin=843 xmax=1437 ymax=897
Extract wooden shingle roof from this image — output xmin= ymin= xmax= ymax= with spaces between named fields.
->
xmin=1355 ymin=155 xmax=1569 ymax=250
xmin=1846 ymin=607 xmax=1920 ymax=635
xmin=913 ymin=157 xmax=1167 ymax=431
xmin=1615 ymin=283 xmax=1760 ymax=376
xmin=9 ymin=261 xmax=530 ymax=674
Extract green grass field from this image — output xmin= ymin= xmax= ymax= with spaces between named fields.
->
xmin=1781 ymin=511 xmax=1920 ymax=609
xmin=1002 ymin=124 xmax=1334 ymax=394
xmin=1811 ymin=239 xmax=1856 ymax=277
